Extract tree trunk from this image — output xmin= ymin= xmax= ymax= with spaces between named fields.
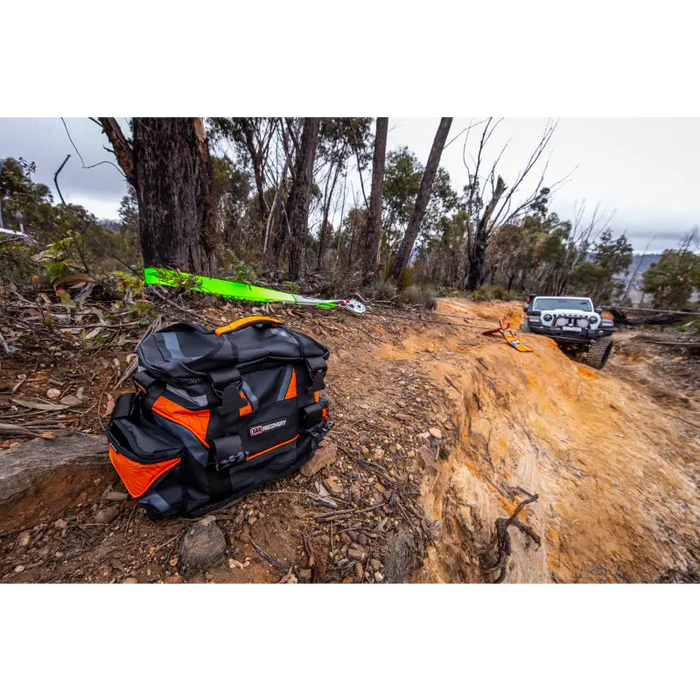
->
xmin=362 ymin=117 xmax=388 ymax=282
xmin=317 ymin=158 xmax=343 ymax=270
xmin=465 ymin=176 xmax=507 ymax=290
xmin=286 ymin=118 xmax=320 ymax=282
xmin=241 ymin=121 xmax=268 ymax=237
xmin=99 ymin=117 xmax=217 ymax=275
xmin=390 ymin=117 xmax=452 ymax=283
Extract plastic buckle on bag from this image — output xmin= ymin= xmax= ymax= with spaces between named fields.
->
xmin=306 ymin=357 xmax=327 ymax=392
xmin=211 ymin=434 xmax=248 ymax=471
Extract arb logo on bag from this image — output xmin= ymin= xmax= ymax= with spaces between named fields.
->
xmin=250 ymin=418 xmax=288 ymax=436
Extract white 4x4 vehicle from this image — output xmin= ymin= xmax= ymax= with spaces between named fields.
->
xmin=521 ymin=296 xmax=615 ymax=369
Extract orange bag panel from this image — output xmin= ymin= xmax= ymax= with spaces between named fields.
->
xmin=239 ymin=390 xmax=253 ymax=416
xmin=152 ymin=396 xmax=211 ymax=447
xmin=284 ymin=368 xmax=298 ymax=400
xmin=247 ymin=435 xmax=298 ymax=461
xmin=215 ymin=316 xmax=281 ymax=336
xmin=109 ymin=447 xmax=181 ymax=499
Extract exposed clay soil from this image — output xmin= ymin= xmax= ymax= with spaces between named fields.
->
xmin=2 ymin=295 xmax=699 ymax=583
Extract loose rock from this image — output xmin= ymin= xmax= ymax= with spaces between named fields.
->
xmin=179 ymin=516 xmax=226 ymax=568
xmin=60 ymin=395 xmax=82 ymax=407
xmin=95 ymin=506 xmax=121 ymax=524
xmin=348 ymin=545 xmax=366 ymax=561
xmin=429 ymin=427 xmax=443 ymax=440
xmin=46 ymin=388 xmax=61 ymax=400
xmin=300 ymin=443 xmax=338 ymax=477
xmin=122 ymin=577 xmax=138 ymax=584
xmin=104 ymin=491 xmax=128 ymax=502
xmin=16 ymin=532 xmax=32 ymax=549
xmin=354 ymin=562 xmax=364 ymax=580
xmin=418 ymin=445 xmax=438 ymax=472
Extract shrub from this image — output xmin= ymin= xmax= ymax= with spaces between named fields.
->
xmin=398 ymin=285 xmax=437 ymax=310
xmin=365 ymin=279 xmax=397 ymax=301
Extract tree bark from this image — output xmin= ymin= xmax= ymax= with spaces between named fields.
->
xmin=465 ymin=176 xmax=507 ymax=290
xmin=241 ymin=120 xmax=269 ymax=235
xmin=286 ymin=118 xmax=320 ymax=282
xmin=99 ymin=118 xmax=135 ymax=185
xmin=316 ymin=158 xmax=343 ymax=270
xmin=390 ymin=117 xmax=452 ymax=283
xmin=362 ymin=117 xmax=388 ymax=282
xmin=99 ymin=117 xmax=217 ymax=275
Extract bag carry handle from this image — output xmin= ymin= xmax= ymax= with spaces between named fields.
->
xmin=214 ymin=316 xmax=282 ymax=336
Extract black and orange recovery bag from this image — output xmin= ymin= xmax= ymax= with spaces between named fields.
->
xmin=106 ymin=316 xmax=330 ymax=518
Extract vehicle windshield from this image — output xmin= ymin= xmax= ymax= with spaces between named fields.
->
xmin=533 ymin=297 xmax=592 ymax=312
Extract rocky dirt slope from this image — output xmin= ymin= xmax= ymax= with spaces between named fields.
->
xmin=1 ymin=295 xmax=698 ymax=583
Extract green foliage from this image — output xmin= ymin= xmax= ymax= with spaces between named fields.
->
xmin=217 ymin=247 xmax=258 ymax=284
xmin=398 ymin=285 xmax=437 ymax=309
xmin=469 ymin=284 xmax=517 ymax=302
xmin=281 ymin=280 xmax=301 ymax=294
xmin=111 ymin=271 xmax=144 ymax=296
xmin=364 ymin=279 xmax=397 ymax=301
xmin=643 ymin=239 xmax=700 ymax=309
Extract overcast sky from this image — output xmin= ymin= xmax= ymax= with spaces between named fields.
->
xmin=1 ymin=117 xmax=698 ymax=252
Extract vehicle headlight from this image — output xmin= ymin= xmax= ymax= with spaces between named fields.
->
xmin=589 ymin=316 xmax=598 ymax=325
xmin=543 ymin=313 xmax=553 ymax=322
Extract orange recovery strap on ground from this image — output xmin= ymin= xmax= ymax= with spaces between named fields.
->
xmin=109 ymin=447 xmax=181 ymax=499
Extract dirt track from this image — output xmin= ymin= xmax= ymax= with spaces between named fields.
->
xmin=2 ymin=298 xmax=699 ymax=583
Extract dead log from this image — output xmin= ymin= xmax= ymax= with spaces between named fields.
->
xmin=610 ymin=308 xmax=693 ymax=327
xmin=636 ymin=335 xmax=700 ymax=349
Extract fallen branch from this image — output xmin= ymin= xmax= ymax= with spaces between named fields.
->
xmin=250 ymin=538 xmax=288 ymax=575
xmin=489 ymin=492 xmax=540 ymax=584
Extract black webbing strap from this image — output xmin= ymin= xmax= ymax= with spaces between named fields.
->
xmin=208 ymin=367 xmax=248 ymax=414
xmin=211 ymin=434 xmax=247 ymax=471
xmin=306 ymin=356 xmax=327 ymax=392
xmin=111 ymin=392 xmax=136 ymax=420
xmin=301 ymin=402 xmax=324 ymax=429
xmin=132 ymin=370 xmax=157 ymax=392
xmin=209 ymin=367 xmax=242 ymax=386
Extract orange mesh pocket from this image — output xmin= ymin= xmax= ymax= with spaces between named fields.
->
xmin=152 ymin=396 xmax=211 ymax=447
xmin=109 ymin=446 xmax=181 ymax=499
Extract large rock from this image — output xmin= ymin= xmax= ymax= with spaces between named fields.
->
xmin=179 ymin=516 xmax=226 ymax=569
xmin=300 ymin=443 xmax=338 ymax=478
xmin=0 ymin=433 xmax=111 ymax=505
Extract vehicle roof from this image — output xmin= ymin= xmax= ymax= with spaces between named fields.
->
xmin=532 ymin=296 xmax=592 ymax=300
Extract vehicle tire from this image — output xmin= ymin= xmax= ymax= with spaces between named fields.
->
xmin=585 ymin=337 xmax=613 ymax=369
xmin=520 ymin=323 xmax=531 ymax=334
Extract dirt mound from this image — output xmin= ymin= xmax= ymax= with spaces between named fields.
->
xmin=410 ymin=299 xmax=700 ymax=582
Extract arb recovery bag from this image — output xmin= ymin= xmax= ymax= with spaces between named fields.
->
xmin=106 ymin=316 xmax=330 ymax=518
